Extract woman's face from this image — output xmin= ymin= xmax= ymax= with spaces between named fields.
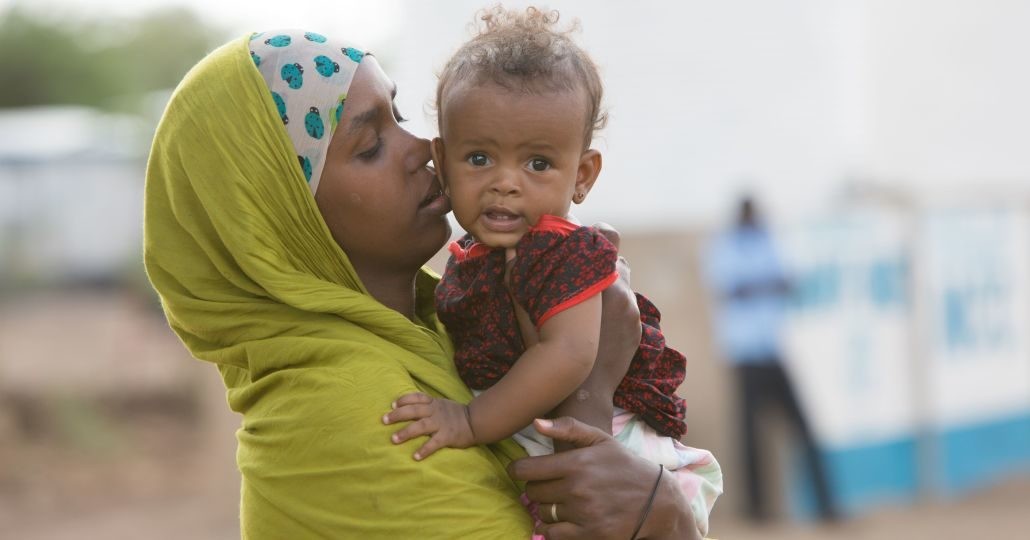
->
xmin=315 ymin=56 xmax=451 ymax=277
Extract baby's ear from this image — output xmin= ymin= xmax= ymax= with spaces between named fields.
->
xmin=574 ymin=149 xmax=602 ymax=204
xmin=431 ymin=138 xmax=449 ymax=194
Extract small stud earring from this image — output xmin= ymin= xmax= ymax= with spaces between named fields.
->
xmin=573 ymin=192 xmax=585 ymax=203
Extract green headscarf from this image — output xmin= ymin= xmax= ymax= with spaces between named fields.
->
xmin=144 ymin=32 xmax=530 ymax=538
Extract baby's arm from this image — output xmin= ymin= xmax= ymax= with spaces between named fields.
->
xmin=384 ymin=294 xmax=602 ymax=460
xmin=549 ymin=252 xmax=640 ymax=450
xmin=506 ymin=230 xmax=639 ymax=452
xmin=470 ymin=293 xmax=602 ymax=440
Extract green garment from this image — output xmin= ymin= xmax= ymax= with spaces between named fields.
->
xmin=144 ymin=34 xmax=530 ymax=538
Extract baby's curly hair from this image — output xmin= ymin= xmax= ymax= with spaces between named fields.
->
xmin=436 ymin=5 xmax=607 ymax=148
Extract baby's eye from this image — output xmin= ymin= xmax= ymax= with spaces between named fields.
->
xmin=528 ymin=158 xmax=550 ymax=172
xmin=467 ymin=152 xmax=490 ymax=167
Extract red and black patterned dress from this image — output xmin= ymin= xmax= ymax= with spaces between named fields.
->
xmin=435 ymin=214 xmax=687 ymax=439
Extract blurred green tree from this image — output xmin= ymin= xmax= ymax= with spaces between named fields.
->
xmin=0 ymin=6 xmax=224 ymax=111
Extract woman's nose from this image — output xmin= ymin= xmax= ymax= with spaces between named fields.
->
xmin=405 ymin=134 xmax=432 ymax=172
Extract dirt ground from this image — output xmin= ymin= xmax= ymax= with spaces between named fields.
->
xmin=3 ymin=426 xmax=1027 ymax=540
xmin=2 ymin=281 xmax=1028 ymax=539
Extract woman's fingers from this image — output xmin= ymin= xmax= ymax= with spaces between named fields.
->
xmin=613 ymin=255 xmax=631 ymax=285
xmin=508 ymin=418 xmax=613 ymax=482
xmin=535 ymin=417 xmax=610 ymax=449
xmin=510 ymin=416 xmax=677 ymax=539
xmin=591 ymin=220 xmax=631 ymax=289
xmin=590 ymin=221 xmax=620 ymax=250
xmin=523 ymin=479 xmax=566 ymax=509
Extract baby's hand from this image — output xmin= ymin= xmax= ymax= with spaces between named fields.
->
xmin=382 ymin=392 xmax=476 ymax=460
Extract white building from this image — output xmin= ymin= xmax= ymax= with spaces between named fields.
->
xmin=382 ymin=0 xmax=1030 ymax=229
xmin=0 ymin=106 xmax=149 ymax=281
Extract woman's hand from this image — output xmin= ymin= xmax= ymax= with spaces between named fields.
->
xmin=509 ymin=417 xmax=701 ymax=540
xmin=382 ymin=392 xmax=476 ymax=461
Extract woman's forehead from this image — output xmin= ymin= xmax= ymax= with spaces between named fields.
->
xmin=328 ymin=58 xmax=398 ymax=154
xmin=338 ymin=58 xmax=396 ymax=130
xmin=349 ymin=56 xmax=394 ymax=105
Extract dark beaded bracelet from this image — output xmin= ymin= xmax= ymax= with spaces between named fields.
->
xmin=630 ymin=463 xmax=664 ymax=540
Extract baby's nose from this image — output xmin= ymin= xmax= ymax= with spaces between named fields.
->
xmin=490 ymin=171 xmax=521 ymax=194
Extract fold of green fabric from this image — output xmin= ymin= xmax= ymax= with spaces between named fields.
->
xmin=144 ymin=34 xmax=530 ymax=538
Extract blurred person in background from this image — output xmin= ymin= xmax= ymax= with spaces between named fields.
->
xmin=144 ymin=27 xmax=702 ymax=539
xmin=705 ymin=195 xmax=838 ymax=523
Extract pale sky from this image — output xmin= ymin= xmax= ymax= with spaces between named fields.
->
xmin=3 ymin=0 xmax=402 ymax=47
xmin=7 ymin=0 xmax=1030 ymax=230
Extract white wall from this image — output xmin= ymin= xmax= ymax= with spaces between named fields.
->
xmin=391 ymin=0 xmax=863 ymax=229
xmin=33 ymin=0 xmax=1024 ymax=231
xmin=381 ymin=0 xmax=1030 ymax=231
xmin=866 ymin=0 xmax=1030 ymax=191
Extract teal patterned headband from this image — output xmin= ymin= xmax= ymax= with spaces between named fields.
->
xmin=249 ymin=29 xmax=367 ymax=195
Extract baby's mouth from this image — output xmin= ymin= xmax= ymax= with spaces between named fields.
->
xmin=481 ymin=207 xmax=523 ymax=233
xmin=484 ymin=208 xmax=519 ymax=221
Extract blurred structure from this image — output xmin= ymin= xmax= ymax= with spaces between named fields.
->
xmin=0 ymin=106 xmax=147 ymax=285
xmin=0 ymin=104 xmax=241 ymax=538
xmin=0 ymin=6 xmax=241 ymax=538
xmin=776 ymin=202 xmax=916 ymax=516
xmin=770 ymin=190 xmax=1030 ymax=520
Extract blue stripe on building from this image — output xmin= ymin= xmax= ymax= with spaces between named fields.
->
xmin=788 ymin=411 xmax=1030 ymax=518
xmin=936 ymin=411 xmax=1030 ymax=494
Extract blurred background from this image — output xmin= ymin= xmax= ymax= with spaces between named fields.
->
xmin=1 ymin=0 xmax=1028 ymax=538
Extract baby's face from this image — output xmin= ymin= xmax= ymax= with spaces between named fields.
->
xmin=436 ymin=82 xmax=594 ymax=249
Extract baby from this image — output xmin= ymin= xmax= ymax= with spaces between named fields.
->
xmin=383 ymin=6 xmax=721 ymax=535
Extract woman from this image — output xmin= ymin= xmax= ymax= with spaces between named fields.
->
xmin=144 ymin=29 xmax=700 ymax=539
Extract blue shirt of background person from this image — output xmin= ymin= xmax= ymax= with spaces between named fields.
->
xmin=704 ymin=196 xmax=791 ymax=365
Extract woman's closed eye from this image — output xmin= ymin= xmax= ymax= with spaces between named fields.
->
xmin=466 ymin=152 xmax=491 ymax=167
xmin=392 ymin=103 xmax=407 ymax=123
xmin=527 ymin=158 xmax=551 ymax=172
xmin=359 ymin=136 xmax=383 ymax=161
